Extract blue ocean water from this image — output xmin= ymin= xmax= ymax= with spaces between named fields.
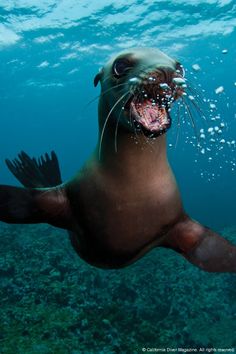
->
xmin=0 ymin=1 xmax=236 ymax=230
xmin=0 ymin=1 xmax=236 ymax=352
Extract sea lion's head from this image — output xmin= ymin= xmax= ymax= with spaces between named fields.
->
xmin=94 ymin=47 xmax=186 ymax=138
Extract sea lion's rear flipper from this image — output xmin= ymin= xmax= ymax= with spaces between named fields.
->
xmin=163 ymin=217 xmax=236 ymax=273
xmin=1 ymin=151 xmax=72 ymax=230
xmin=5 ymin=150 xmax=62 ymax=188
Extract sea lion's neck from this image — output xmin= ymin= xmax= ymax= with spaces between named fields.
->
xmin=95 ymin=122 xmax=169 ymax=181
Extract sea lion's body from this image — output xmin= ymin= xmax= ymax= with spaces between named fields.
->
xmin=67 ymin=136 xmax=183 ymax=268
xmin=1 ymin=47 xmax=236 ymax=272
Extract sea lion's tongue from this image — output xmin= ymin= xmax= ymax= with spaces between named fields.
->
xmin=135 ymin=99 xmax=168 ymax=132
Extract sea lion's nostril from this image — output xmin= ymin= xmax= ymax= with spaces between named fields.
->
xmin=156 ymin=67 xmax=175 ymax=85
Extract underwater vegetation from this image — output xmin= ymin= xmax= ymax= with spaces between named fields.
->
xmin=0 ymin=222 xmax=236 ymax=353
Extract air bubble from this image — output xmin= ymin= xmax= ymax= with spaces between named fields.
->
xmin=159 ymin=83 xmax=169 ymax=90
xmin=192 ymin=64 xmax=201 ymax=71
xmin=173 ymin=77 xmax=186 ymax=86
xmin=129 ymin=77 xmax=140 ymax=83
xmin=215 ymin=86 xmax=224 ymax=94
xmin=209 ymin=103 xmax=216 ymax=109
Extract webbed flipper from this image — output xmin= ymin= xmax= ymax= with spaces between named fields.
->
xmin=5 ymin=150 xmax=62 ymax=188
xmin=163 ymin=217 xmax=236 ymax=273
xmin=1 ymin=151 xmax=72 ymax=231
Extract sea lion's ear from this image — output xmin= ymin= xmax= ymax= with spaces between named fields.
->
xmin=94 ymin=68 xmax=103 ymax=87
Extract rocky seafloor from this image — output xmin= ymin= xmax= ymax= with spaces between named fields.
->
xmin=0 ymin=222 xmax=236 ymax=353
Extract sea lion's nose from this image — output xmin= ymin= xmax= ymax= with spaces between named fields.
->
xmin=143 ymin=67 xmax=176 ymax=86
xmin=155 ymin=67 xmax=176 ymax=85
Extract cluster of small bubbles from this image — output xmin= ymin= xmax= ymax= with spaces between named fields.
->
xmin=131 ymin=64 xmax=235 ymax=183
xmin=195 ymin=117 xmax=236 ymax=180
xmin=169 ymin=62 xmax=236 ymax=182
xmin=210 ymin=114 xmax=221 ymax=121
xmin=200 ymin=170 xmax=220 ymax=182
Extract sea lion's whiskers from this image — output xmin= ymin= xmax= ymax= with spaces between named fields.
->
xmin=181 ymin=97 xmax=200 ymax=143
xmin=186 ymin=86 xmax=207 ymax=120
xmin=114 ymin=95 xmax=132 ymax=153
xmin=114 ymin=109 xmax=122 ymax=153
xmin=185 ymin=90 xmax=207 ymax=121
xmin=175 ymin=102 xmax=182 ymax=148
xmin=84 ymin=83 xmax=129 ymax=109
xmin=99 ymin=91 xmax=131 ymax=160
xmin=186 ymin=77 xmax=207 ymax=102
xmin=186 ymin=85 xmax=207 ymax=111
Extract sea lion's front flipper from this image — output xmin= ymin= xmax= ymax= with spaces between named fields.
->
xmin=2 ymin=151 xmax=72 ymax=231
xmin=5 ymin=150 xmax=62 ymax=188
xmin=2 ymin=151 xmax=73 ymax=230
xmin=163 ymin=217 xmax=236 ymax=273
xmin=0 ymin=185 xmax=72 ymax=231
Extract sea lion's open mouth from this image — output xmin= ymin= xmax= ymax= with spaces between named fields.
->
xmin=125 ymin=89 xmax=173 ymax=137
xmin=130 ymin=98 xmax=171 ymax=134
xmin=125 ymin=73 xmax=185 ymax=137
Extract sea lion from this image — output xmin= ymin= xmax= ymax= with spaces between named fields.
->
xmin=1 ymin=47 xmax=236 ymax=272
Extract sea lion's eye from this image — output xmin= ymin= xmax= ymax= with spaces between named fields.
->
xmin=176 ymin=62 xmax=185 ymax=77
xmin=113 ymin=58 xmax=132 ymax=78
